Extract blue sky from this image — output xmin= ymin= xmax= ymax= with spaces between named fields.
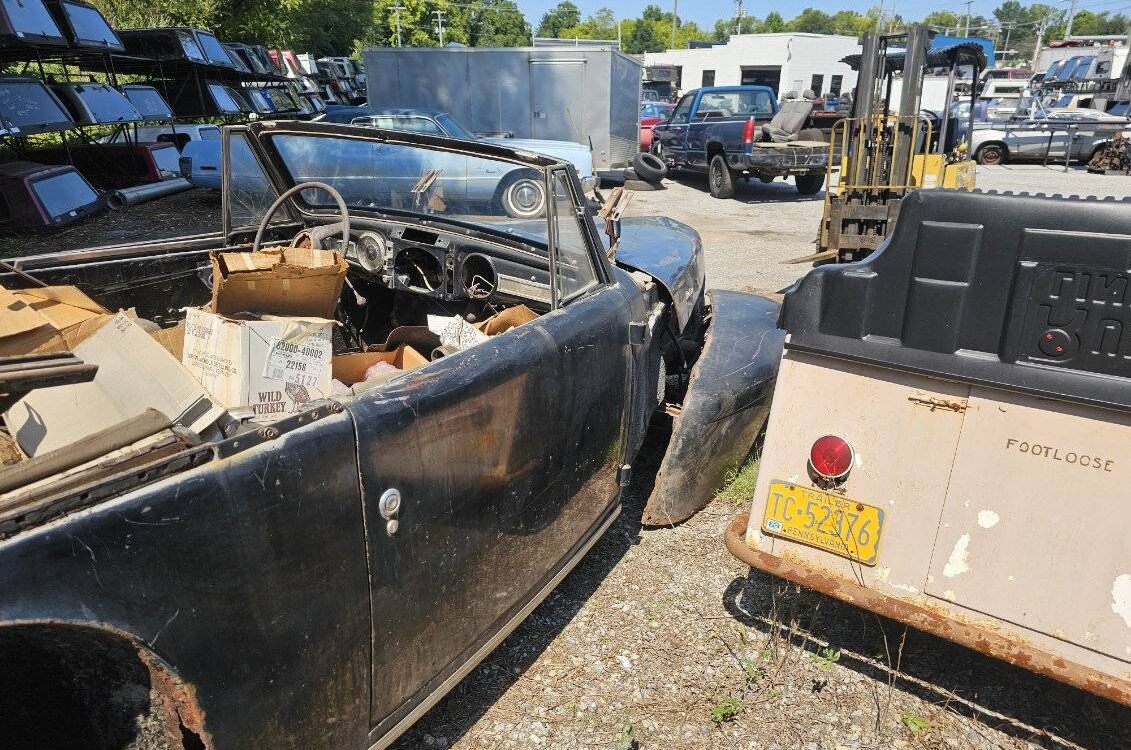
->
xmin=518 ymin=1 xmax=1005 ymax=30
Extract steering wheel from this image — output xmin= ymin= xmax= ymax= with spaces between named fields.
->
xmin=252 ymin=181 xmax=351 ymax=253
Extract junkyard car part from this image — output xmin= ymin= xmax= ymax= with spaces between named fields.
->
xmin=0 ymin=0 xmax=66 ymax=47
xmin=0 ymin=161 xmax=104 ymax=227
xmin=0 ymin=121 xmax=783 ymax=747
xmin=119 ymin=84 xmax=174 ymax=121
xmin=106 ymin=177 xmax=192 ymax=210
xmin=42 ymin=0 xmax=122 ymax=51
xmin=731 ymin=188 xmax=1131 ymax=707
xmin=50 ymin=82 xmax=142 ymax=125
xmin=0 ymin=76 xmax=75 ymax=135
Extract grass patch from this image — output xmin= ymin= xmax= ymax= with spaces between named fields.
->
xmin=715 ymin=457 xmax=760 ymax=505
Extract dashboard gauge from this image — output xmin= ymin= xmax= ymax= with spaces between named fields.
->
xmin=355 ymin=231 xmax=388 ymax=273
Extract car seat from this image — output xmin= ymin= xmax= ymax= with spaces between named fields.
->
xmin=760 ymin=100 xmax=814 ymax=143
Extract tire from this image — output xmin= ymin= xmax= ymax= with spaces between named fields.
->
xmin=500 ymin=173 xmax=547 ymax=219
xmin=976 ymin=144 xmax=1005 ymax=165
xmin=708 ymin=154 xmax=735 ymax=199
xmin=624 ymin=179 xmax=663 ymax=191
xmin=632 ymin=152 xmax=666 ymax=183
xmin=797 ymin=128 xmax=826 ymax=142
xmin=795 ymin=173 xmax=824 ymax=195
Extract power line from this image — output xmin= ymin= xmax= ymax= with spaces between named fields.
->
xmin=391 ymin=4 xmax=405 ymax=47
xmin=432 ymin=9 xmax=446 ymax=45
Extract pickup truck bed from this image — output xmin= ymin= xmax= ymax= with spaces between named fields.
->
xmin=731 ymin=188 xmax=1131 ymax=707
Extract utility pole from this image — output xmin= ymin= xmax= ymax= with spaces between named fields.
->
xmin=1033 ymin=14 xmax=1049 ymax=67
xmin=391 ymin=4 xmax=405 ymax=47
xmin=733 ymin=0 xmax=743 ymax=35
xmin=432 ymin=9 xmax=446 ymax=46
xmin=1002 ymin=22 xmax=1013 ymax=63
xmin=962 ymin=0 xmax=974 ymax=36
xmin=1063 ymin=0 xmax=1079 ymax=37
xmin=875 ymin=0 xmax=884 ymax=33
xmin=671 ymin=0 xmax=678 ymax=50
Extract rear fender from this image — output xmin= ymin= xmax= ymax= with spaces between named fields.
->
xmin=642 ymin=289 xmax=784 ymax=525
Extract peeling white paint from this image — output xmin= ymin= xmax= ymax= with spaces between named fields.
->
xmin=977 ymin=510 xmax=1000 ymax=529
xmin=1112 ymin=574 xmax=1131 ymax=629
xmin=943 ymin=533 xmax=971 ymax=578
xmin=873 ymin=566 xmax=918 ymax=594
xmin=942 ymin=589 xmax=956 ymax=601
xmin=1007 ymin=575 xmax=1016 ymax=581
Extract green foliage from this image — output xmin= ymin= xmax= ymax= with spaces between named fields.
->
xmin=536 ymin=0 xmax=580 ymax=38
xmin=709 ymin=695 xmax=742 ymax=725
xmin=901 ymin=712 xmax=931 ymax=735
xmin=809 ymin=646 xmax=841 ymax=670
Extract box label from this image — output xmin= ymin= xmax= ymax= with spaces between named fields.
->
xmin=262 ymin=335 xmax=331 ymax=387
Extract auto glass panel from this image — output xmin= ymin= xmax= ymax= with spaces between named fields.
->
xmin=670 ymin=94 xmax=693 ymax=124
xmin=121 ymin=86 xmax=172 ymax=119
xmin=62 ymin=1 xmax=118 ymax=45
xmin=0 ymin=81 xmax=71 ymax=131
xmin=176 ymin=30 xmax=206 ymax=62
xmin=436 ymin=114 xmax=476 ymax=140
xmin=379 ymin=117 xmax=442 ymax=135
xmin=72 ymin=84 xmax=141 ymax=122
xmin=270 ymin=133 xmax=550 ymax=241
xmin=550 ymin=170 xmax=598 ymax=303
xmin=151 ymin=145 xmax=180 ymax=177
xmin=2 ymin=0 xmax=61 ymax=37
xmin=33 ymin=170 xmax=97 ymax=218
xmin=696 ymin=90 xmax=774 ymax=117
xmin=207 ymin=83 xmax=240 ymax=114
xmin=228 ymin=132 xmax=281 ymax=228
xmin=195 ymin=31 xmax=233 ymax=65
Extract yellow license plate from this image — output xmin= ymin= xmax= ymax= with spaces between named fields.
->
xmin=761 ymin=481 xmax=884 ymax=565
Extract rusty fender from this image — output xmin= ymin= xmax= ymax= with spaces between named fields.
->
xmin=724 ymin=512 xmax=1131 ymax=707
xmin=642 ymin=290 xmax=784 ymax=526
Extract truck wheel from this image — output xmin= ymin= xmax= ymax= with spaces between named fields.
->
xmin=708 ymin=155 xmax=735 ymax=199
xmin=500 ymin=173 xmax=547 ymax=219
xmin=976 ymin=144 xmax=1005 ymax=165
xmin=632 ymin=153 xmax=666 ymax=183
xmin=795 ymin=174 xmax=824 ymax=195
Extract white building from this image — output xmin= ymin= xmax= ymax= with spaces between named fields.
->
xmin=643 ymin=33 xmax=862 ymax=98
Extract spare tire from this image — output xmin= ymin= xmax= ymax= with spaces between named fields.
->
xmin=632 ymin=152 xmax=666 ymax=183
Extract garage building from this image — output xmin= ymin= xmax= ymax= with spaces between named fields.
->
xmin=643 ymin=33 xmax=862 ymax=98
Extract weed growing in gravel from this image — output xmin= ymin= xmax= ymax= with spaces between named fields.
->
xmin=710 ymin=695 xmax=743 ymax=725
xmin=809 ymin=646 xmax=841 ymax=670
xmin=617 ymin=722 xmax=637 ymax=750
xmin=901 ymin=712 xmax=930 ymax=735
xmin=715 ymin=458 xmax=760 ymax=505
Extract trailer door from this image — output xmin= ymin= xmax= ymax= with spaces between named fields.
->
xmin=530 ymin=59 xmax=586 ymax=142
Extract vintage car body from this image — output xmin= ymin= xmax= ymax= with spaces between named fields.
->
xmin=971 ymin=108 xmax=1131 ymax=164
xmin=0 ymin=122 xmax=782 ymax=748
xmin=728 ymin=189 xmax=1131 ymax=707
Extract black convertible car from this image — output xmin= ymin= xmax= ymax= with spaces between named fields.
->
xmin=0 ymin=122 xmax=783 ymax=749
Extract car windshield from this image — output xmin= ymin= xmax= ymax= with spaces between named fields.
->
xmin=61 ymin=1 xmax=119 ymax=46
xmin=176 ymin=30 xmax=207 ymax=62
xmin=70 ymin=84 xmax=141 ymax=123
xmin=698 ymin=90 xmax=774 ymax=117
xmin=207 ymin=83 xmax=241 ymax=113
xmin=0 ymin=80 xmax=72 ymax=132
xmin=436 ymin=113 xmax=476 ymax=140
xmin=33 ymin=170 xmax=97 ymax=218
xmin=2 ymin=0 xmax=61 ymax=38
xmin=266 ymin=132 xmax=552 ymax=241
xmin=121 ymin=85 xmax=172 ymax=119
xmin=195 ymin=31 xmax=233 ymax=65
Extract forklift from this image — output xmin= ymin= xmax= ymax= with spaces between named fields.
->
xmin=806 ymin=25 xmax=987 ymax=263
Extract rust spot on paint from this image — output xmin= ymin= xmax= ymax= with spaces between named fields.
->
xmin=137 ymin=648 xmax=213 ymax=750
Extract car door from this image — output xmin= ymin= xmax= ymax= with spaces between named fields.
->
xmin=654 ymin=92 xmax=695 ymax=160
xmin=347 ymin=167 xmax=636 ymax=741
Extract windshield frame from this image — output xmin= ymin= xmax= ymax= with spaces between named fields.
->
xmin=222 ymin=122 xmax=598 ymax=294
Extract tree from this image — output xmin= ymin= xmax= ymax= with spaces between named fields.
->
xmin=829 ymin=10 xmax=871 ymax=36
xmin=788 ymin=8 xmax=834 ymax=34
xmin=922 ymin=10 xmax=962 ymax=32
xmin=759 ymin=11 xmax=786 ymax=32
xmin=624 ymin=18 xmax=663 ymax=53
xmin=536 ymin=0 xmax=580 ymax=37
xmin=469 ymin=0 xmax=531 ymax=47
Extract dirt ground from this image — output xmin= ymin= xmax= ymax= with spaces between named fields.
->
xmin=8 ymin=167 xmax=1131 ymax=749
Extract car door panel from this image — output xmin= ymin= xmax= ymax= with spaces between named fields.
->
xmin=0 ymin=412 xmax=372 ymax=748
xmin=348 ymin=283 xmax=634 ymax=736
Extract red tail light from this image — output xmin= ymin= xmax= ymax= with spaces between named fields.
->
xmin=743 ymin=116 xmax=755 ymax=145
xmin=809 ymin=435 xmax=854 ymax=481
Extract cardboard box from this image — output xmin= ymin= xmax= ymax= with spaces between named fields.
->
xmin=0 ymin=285 xmax=111 ymax=355
xmin=5 ymin=313 xmax=225 ymax=457
xmin=332 ymin=345 xmax=428 ymax=386
xmin=210 ymin=247 xmax=348 ymax=319
xmin=150 ymin=322 xmax=186 ymax=361
xmin=182 ymin=308 xmax=334 ymax=418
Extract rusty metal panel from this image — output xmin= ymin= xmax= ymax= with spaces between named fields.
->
xmin=926 ymin=386 xmax=1131 ymax=664
xmin=746 ymin=350 xmax=970 ymax=600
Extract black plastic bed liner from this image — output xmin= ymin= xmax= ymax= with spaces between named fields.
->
xmin=781 ymin=189 xmax=1131 ymax=412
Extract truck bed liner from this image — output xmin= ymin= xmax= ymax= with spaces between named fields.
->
xmin=781 ymin=189 xmax=1131 ymax=412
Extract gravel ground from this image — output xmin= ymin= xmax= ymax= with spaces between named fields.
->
xmin=625 ymin=165 xmax=1131 ymax=295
